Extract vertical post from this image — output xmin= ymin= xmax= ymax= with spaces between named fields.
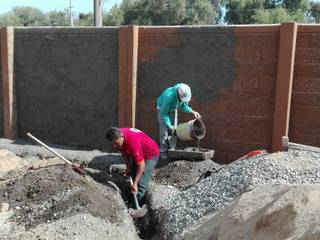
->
xmin=272 ymin=22 xmax=297 ymax=152
xmin=69 ymin=0 xmax=73 ymax=27
xmin=1 ymin=27 xmax=17 ymax=139
xmin=119 ymin=25 xmax=139 ymax=127
xmin=94 ymin=0 xmax=104 ymax=26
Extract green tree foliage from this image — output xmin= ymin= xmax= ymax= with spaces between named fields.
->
xmin=47 ymin=10 xmax=69 ymax=26
xmin=225 ymin=0 xmax=311 ymax=24
xmin=76 ymin=13 xmax=94 ymax=26
xmin=183 ymin=0 xmax=216 ymax=25
xmin=0 ymin=12 xmax=20 ymax=26
xmin=119 ymin=0 xmax=216 ymax=25
xmin=0 ymin=0 xmax=318 ymax=26
xmin=103 ymin=4 xmax=124 ymax=25
xmin=13 ymin=6 xmax=47 ymax=26
xmin=0 ymin=6 xmax=47 ymax=26
xmin=310 ymin=1 xmax=320 ymax=22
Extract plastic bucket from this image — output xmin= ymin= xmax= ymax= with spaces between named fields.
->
xmin=176 ymin=118 xmax=206 ymax=141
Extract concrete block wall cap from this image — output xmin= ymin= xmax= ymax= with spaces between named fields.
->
xmin=234 ymin=23 xmax=281 ymax=27
xmin=298 ymin=25 xmax=320 ymax=33
xmin=14 ymin=27 xmax=119 ymax=34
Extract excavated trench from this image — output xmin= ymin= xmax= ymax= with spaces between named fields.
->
xmin=85 ymin=166 xmax=157 ymax=239
xmin=0 ymin=144 xmax=220 ymax=240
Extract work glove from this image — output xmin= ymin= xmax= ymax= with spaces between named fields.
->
xmin=168 ymin=127 xmax=176 ymax=136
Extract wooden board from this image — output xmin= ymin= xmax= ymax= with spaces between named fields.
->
xmin=168 ymin=148 xmax=215 ymax=161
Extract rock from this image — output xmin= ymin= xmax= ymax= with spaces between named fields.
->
xmin=0 ymin=149 xmax=28 ymax=172
xmin=0 ymin=202 xmax=9 ymax=212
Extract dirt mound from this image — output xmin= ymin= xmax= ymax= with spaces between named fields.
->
xmin=0 ymin=164 xmax=124 ymax=229
xmin=0 ymin=149 xmax=28 ymax=173
xmin=182 ymin=185 xmax=320 ymax=240
xmin=153 ymin=159 xmax=221 ymax=189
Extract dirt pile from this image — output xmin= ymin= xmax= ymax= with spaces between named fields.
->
xmin=182 ymin=184 xmax=320 ymax=240
xmin=153 ymin=159 xmax=221 ymax=189
xmin=147 ymin=150 xmax=320 ymax=239
xmin=0 ymin=150 xmax=139 ymax=240
xmin=0 ymin=165 xmax=123 ymax=228
xmin=0 ymin=149 xmax=28 ymax=174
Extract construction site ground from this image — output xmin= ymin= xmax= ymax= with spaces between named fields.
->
xmin=1 ymin=138 xmax=320 ymax=239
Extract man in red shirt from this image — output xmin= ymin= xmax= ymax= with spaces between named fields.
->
xmin=105 ymin=127 xmax=160 ymax=205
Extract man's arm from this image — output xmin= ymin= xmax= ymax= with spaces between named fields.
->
xmin=121 ymin=154 xmax=131 ymax=175
xmin=180 ymin=102 xmax=201 ymax=118
xmin=131 ymin=160 xmax=145 ymax=193
xmin=160 ymin=97 xmax=175 ymax=129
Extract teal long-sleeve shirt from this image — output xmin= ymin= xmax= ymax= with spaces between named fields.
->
xmin=156 ymin=84 xmax=193 ymax=129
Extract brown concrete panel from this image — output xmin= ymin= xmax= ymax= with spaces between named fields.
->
xmin=290 ymin=25 xmax=320 ymax=147
xmin=137 ymin=25 xmax=280 ymax=163
xmin=119 ymin=25 xmax=138 ymax=127
xmin=1 ymin=27 xmax=16 ymax=139
xmin=291 ymin=105 xmax=320 ymax=122
xmin=294 ymin=63 xmax=320 ymax=78
xmin=14 ymin=28 xmax=119 ymax=150
xmin=298 ymin=25 xmax=320 ymax=33
xmin=272 ymin=22 xmax=297 ymax=152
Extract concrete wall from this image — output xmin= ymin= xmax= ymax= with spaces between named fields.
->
xmin=14 ymin=28 xmax=119 ymax=150
xmin=290 ymin=25 xmax=320 ymax=147
xmin=136 ymin=26 xmax=279 ymax=162
xmin=0 ymin=24 xmax=319 ymax=163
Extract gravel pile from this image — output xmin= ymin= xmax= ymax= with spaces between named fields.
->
xmin=163 ymin=150 xmax=320 ymax=236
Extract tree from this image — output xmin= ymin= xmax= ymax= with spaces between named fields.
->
xmin=310 ymin=1 xmax=320 ymax=22
xmin=225 ymin=0 xmax=266 ymax=24
xmin=75 ymin=13 xmax=93 ymax=26
xmin=120 ymin=0 xmax=216 ymax=25
xmin=0 ymin=6 xmax=47 ymax=26
xmin=0 ymin=12 xmax=20 ymax=26
xmin=225 ymin=0 xmax=311 ymax=24
xmin=183 ymin=0 xmax=216 ymax=25
xmin=12 ymin=6 xmax=47 ymax=26
xmin=103 ymin=4 xmax=124 ymax=26
xmin=211 ymin=0 xmax=228 ymax=23
xmin=47 ymin=10 xmax=69 ymax=26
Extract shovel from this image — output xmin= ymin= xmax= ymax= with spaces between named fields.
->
xmin=26 ymin=132 xmax=86 ymax=176
xmin=129 ymin=176 xmax=140 ymax=209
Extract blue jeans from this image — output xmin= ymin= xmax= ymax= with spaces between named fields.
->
xmin=157 ymin=109 xmax=177 ymax=153
xmin=131 ymin=156 xmax=159 ymax=201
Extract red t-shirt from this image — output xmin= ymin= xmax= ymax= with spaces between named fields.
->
xmin=120 ymin=128 xmax=160 ymax=165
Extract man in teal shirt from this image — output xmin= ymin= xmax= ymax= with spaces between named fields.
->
xmin=156 ymin=83 xmax=201 ymax=156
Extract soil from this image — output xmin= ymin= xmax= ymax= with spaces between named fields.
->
xmin=0 ymin=164 xmax=125 ymax=229
xmin=153 ymin=159 xmax=221 ymax=189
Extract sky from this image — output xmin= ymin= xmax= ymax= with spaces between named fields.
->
xmin=0 ymin=0 xmax=122 ymax=14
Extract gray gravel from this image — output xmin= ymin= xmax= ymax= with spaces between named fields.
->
xmin=162 ymin=150 xmax=320 ymax=236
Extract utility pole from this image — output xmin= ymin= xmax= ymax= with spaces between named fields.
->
xmin=69 ymin=0 xmax=74 ymax=27
xmin=94 ymin=0 xmax=104 ymax=26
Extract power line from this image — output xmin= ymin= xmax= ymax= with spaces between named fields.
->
xmin=100 ymin=7 xmax=320 ymax=13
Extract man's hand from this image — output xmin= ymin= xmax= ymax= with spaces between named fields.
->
xmin=131 ymin=183 xmax=138 ymax=193
xmin=168 ymin=127 xmax=176 ymax=136
xmin=192 ymin=111 xmax=201 ymax=119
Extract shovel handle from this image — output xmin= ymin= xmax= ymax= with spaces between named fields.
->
xmin=26 ymin=132 xmax=73 ymax=165
xmin=129 ymin=177 xmax=140 ymax=209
